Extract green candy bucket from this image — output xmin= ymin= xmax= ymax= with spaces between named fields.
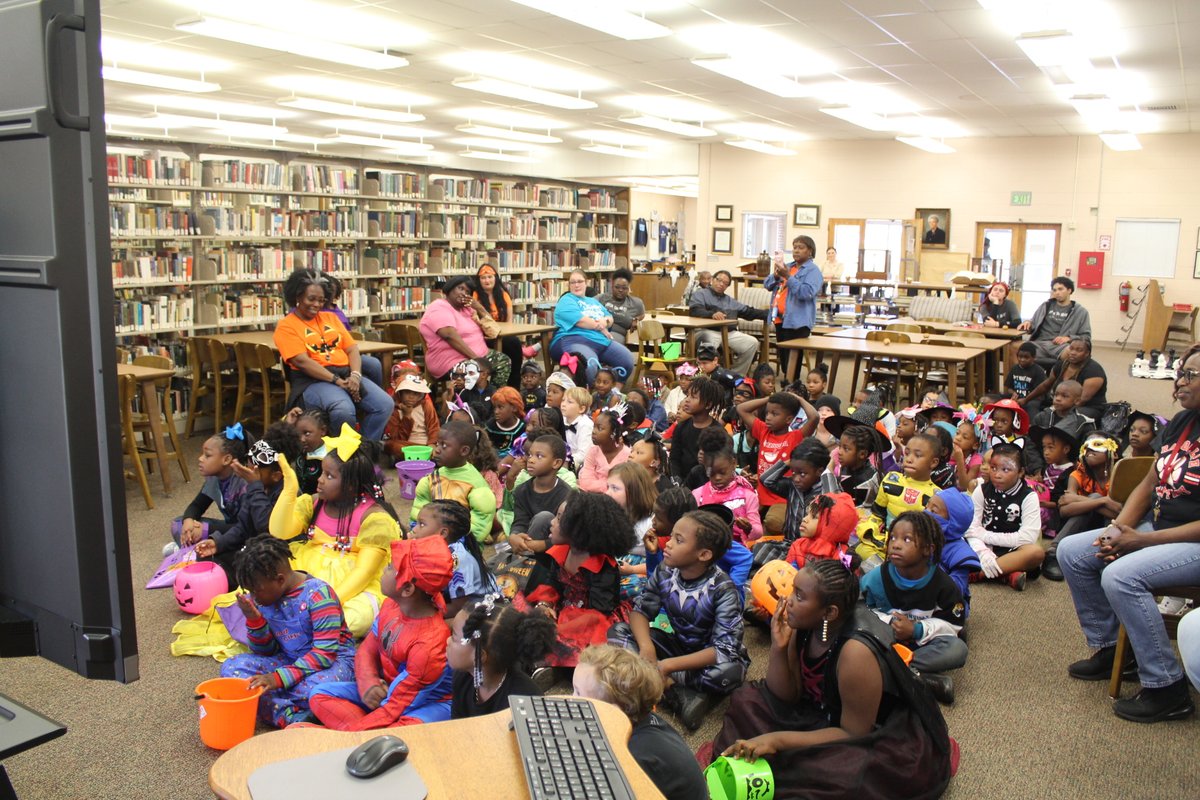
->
xmin=704 ymin=756 xmax=774 ymax=800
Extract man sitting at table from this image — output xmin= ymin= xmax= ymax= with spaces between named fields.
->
xmin=1017 ymin=276 xmax=1091 ymax=366
xmin=688 ymin=270 xmax=768 ymax=375
xmin=596 ymin=268 xmax=646 ymax=344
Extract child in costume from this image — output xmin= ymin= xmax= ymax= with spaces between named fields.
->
xmin=383 ymin=372 xmax=439 ymax=459
xmin=924 ymin=488 xmax=981 ymax=612
xmin=609 ymin=510 xmax=749 ymax=730
xmin=520 ymin=361 xmax=546 ymax=411
xmin=967 ymin=442 xmax=1044 ymax=591
xmin=410 ymin=500 xmax=498 ymax=619
xmin=287 ymin=406 xmax=330 ymax=496
xmin=644 ymin=489 xmax=753 ymax=602
xmin=824 ymin=413 xmax=886 ymax=507
xmin=219 ymin=537 xmax=356 ymax=727
xmin=309 ymin=536 xmax=456 ymax=730
xmin=485 ymin=386 xmax=526 ymax=458
xmin=662 ymin=362 xmax=696 ymax=424
xmin=737 ymin=390 xmax=819 ymax=537
xmin=561 ymin=386 xmax=594 ymax=473
xmin=692 ymin=447 xmax=763 ymax=546
xmin=667 ymin=376 xmax=726 ymax=482
xmin=589 ymin=368 xmax=623 ymax=415
xmin=577 ymin=405 xmax=632 ymax=493
xmin=1056 ymin=433 xmax=1121 ymax=540
xmin=881 ymin=405 xmax=922 ymax=474
xmin=857 ymin=432 xmax=942 ymax=564
xmin=629 ymin=432 xmax=675 ymax=493
xmin=410 ymin=421 xmax=498 ymax=544
xmin=168 ymin=423 xmax=254 ymax=554
xmin=607 ymin=461 xmax=659 ymax=600
xmin=723 ymin=379 xmax=760 ymax=472
xmin=544 ymin=371 xmax=575 ymax=411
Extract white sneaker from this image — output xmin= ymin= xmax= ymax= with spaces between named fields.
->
xmin=1131 ymin=358 xmax=1149 ymax=378
xmin=1157 ymin=596 xmax=1190 ymax=615
xmin=162 ymin=541 xmax=180 ymax=557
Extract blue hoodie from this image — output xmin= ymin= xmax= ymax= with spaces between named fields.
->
xmin=928 ymin=487 xmax=980 ymax=616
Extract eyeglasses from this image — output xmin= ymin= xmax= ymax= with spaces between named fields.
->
xmin=1177 ymin=368 xmax=1200 ymax=384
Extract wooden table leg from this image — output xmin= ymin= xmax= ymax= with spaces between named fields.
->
xmin=851 ymin=354 xmax=863 ymax=395
xmin=140 ymin=379 xmax=172 ymax=495
xmin=827 ymin=354 xmax=842 ymax=393
xmin=719 ymin=326 xmax=732 ymax=369
xmin=540 ymin=330 xmax=554 ymax=375
xmin=785 ymin=346 xmax=801 ymax=383
xmin=947 ymin=361 xmax=958 ymax=407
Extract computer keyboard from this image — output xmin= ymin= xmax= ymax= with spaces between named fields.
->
xmin=509 ymin=695 xmax=636 ymax=800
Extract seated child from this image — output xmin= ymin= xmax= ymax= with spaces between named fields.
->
xmin=857 ymin=432 xmax=942 ymax=565
xmin=544 ymin=371 xmax=575 ymax=410
xmin=590 ymin=368 xmax=623 ymax=415
xmin=982 ymin=397 xmax=1033 ymax=452
xmin=446 ymin=597 xmax=557 ymax=719
xmin=194 ymin=423 xmax=303 ymax=589
xmin=861 ymin=511 xmax=966 ymax=705
xmin=411 ymin=421 xmax=498 ymax=544
xmin=456 ymin=357 xmax=494 ymax=406
xmin=737 ymin=390 xmax=819 ymax=536
xmin=169 ymin=424 xmax=253 ymax=553
xmin=643 ymin=488 xmax=753 ymax=600
xmin=484 ymin=386 xmax=525 ymax=458
xmin=288 ymin=407 xmax=330 ymax=496
xmin=578 ymin=406 xmax=632 ymax=493
xmin=723 ymin=379 xmax=760 ymax=472
xmin=524 ymin=492 xmax=633 ymax=669
xmin=952 ymin=413 xmax=984 ymax=491
xmin=574 ymin=645 xmax=709 ymax=800
xmin=1040 ymin=428 xmax=1104 ymax=581
xmin=508 ymin=435 xmax=574 ymax=553
xmin=1125 ymin=411 xmax=1161 ymax=458
xmin=926 ymin=422 xmax=959 ymax=490
xmin=629 ymin=432 xmax=676 ymax=493
xmin=881 ymin=405 xmax=921 ymax=474
xmin=383 ymin=373 xmax=439 ymax=458
xmin=627 ymin=384 xmax=668 ymax=433
xmin=662 ymin=363 xmax=696 ymax=424
xmin=696 ymin=346 xmax=742 ymax=404
xmin=966 ymin=442 xmax=1044 ymax=591
xmin=1056 ymin=433 xmax=1120 ymax=540
xmin=924 ymin=488 xmax=981 ymax=612
xmin=1030 ymin=380 xmax=1096 ymax=438
xmin=561 ymin=386 xmax=594 ymax=472
xmin=520 ymin=361 xmax=546 ymax=411
xmin=309 ymin=537 xmax=455 ymax=730
xmin=752 ymin=363 xmax=777 ymax=397
xmin=804 ymin=363 xmax=829 ymax=400
xmin=693 ymin=447 xmax=763 ymax=545
xmin=684 ymin=426 xmax=733 ymax=491
xmin=810 ymin=393 xmax=842 ymax=450
xmin=668 ymin=376 xmax=725 ymax=483
xmin=609 ymin=510 xmax=749 ymax=730
xmin=756 ymin=439 xmax=840 ymax=564
xmin=410 ymin=500 xmax=498 ymax=618
xmin=219 ymin=537 xmax=356 ymax=727
xmin=607 ymin=461 xmax=659 ymax=599
xmin=1007 ymin=341 xmax=1048 ymax=417
xmin=824 ymin=414 xmax=885 ymax=506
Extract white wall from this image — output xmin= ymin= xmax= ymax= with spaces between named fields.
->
xmin=627 ymin=190 xmax=695 ymax=263
xmin=696 ymin=134 xmax=1200 ymax=343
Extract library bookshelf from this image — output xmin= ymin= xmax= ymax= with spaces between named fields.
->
xmin=108 ymin=140 xmax=630 ymax=368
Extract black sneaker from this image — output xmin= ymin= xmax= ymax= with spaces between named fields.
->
xmin=658 ymin=684 xmax=680 ymax=713
xmin=1113 ymin=678 xmax=1195 ymax=723
xmin=673 ymin=687 xmax=713 ymax=731
xmin=912 ymin=669 xmax=955 ymax=705
xmin=1067 ymin=646 xmax=1135 ymax=681
xmin=531 ymin=666 xmax=557 ymax=693
xmin=1042 ymin=551 xmax=1064 ymax=581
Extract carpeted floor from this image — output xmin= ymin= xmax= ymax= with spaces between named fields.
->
xmin=4 ymin=342 xmax=1198 ymax=799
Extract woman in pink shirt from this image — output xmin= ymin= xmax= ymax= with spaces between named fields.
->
xmin=419 ymin=275 xmax=492 ymax=380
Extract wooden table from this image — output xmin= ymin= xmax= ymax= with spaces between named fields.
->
xmin=379 ymin=319 xmax=558 ymax=375
xmin=898 ymin=281 xmax=990 ymax=297
xmin=778 ymin=334 xmax=985 ymax=401
xmin=210 ymin=330 xmax=405 ymax=378
xmin=817 ymin=327 xmax=1007 ymax=392
xmin=117 ymin=362 xmax=177 ymax=495
xmin=209 ymin=699 xmax=665 ymax=800
xmin=645 ymin=312 xmax=739 ymax=368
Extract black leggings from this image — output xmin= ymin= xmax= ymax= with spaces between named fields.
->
xmin=776 ymin=325 xmax=811 ymax=380
xmin=491 ymin=336 xmax=524 ymax=388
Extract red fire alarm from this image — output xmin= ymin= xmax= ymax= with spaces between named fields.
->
xmin=1077 ymin=251 xmax=1104 ymax=289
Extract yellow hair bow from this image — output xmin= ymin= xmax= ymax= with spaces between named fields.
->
xmin=323 ymin=423 xmax=362 ymax=461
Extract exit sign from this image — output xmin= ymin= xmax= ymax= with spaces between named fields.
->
xmin=1011 ymin=191 xmax=1033 ymax=206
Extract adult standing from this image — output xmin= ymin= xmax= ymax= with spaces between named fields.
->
xmin=274 ymin=268 xmax=392 ymax=440
xmin=1022 ymin=337 xmax=1108 ymax=419
xmin=596 ymin=268 xmax=646 ymax=344
xmin=472 ymin=263 xmax=521 ymax=388
xmin=688 ymin=270 xmax=769 ymax=376
xmin=977 ymin=281 xmax=1021 ymax=328
xmin=419 ymin=275 xmax=499 ymax=381
xmin=1057 ymin=343 xmax=1200 ymax=723
xmin=822 ymin=246 xmax=842 ymax=283
xmin=765 ymin=235 xmax=823 ymax=377
xmin=550 ymin=270 xmax=635 ymax=386
xmin=1018 ymin=276 xmax=1091 ymax=363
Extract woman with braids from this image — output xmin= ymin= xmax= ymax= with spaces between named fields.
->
xmin=699 ymin=558 xmax=955 ymax=799
xmin=446 ymin=596 xmax=558 ymax=719
xmin=218 ymin=537 xmax=356 ymax=728
xmin=524 ymin=491 xmax=634 ymax=672
xmin=273 ymin=267 xmax=392 ymax=440
xmin=472 ymin=263 xmax=523 ymax=388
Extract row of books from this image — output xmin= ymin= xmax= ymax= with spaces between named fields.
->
xmin=107 ymin=153 xmax=196 ymax=185
xmin=206 ymin=247 xmax=355 ymax=280
xmin=365 ymin=247 xmax=427 ymax=274
xmin=114 ymin=291 xmax=195 ymax=332
xmin=111 ymin=206 xmax=198 ymax=237
xmin=113 ymin=253 xmax=194 ymax=285
xmin=365 ymin=169 xmax=424 ymax=199
xmin=292 ymin=164 xmax=359 ymax=194
xmin=539 ymin=220 xmax=578 ymax=241
xmin=202 ymin=160 xmax=290 ymax=191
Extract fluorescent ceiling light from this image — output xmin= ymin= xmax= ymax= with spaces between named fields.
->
xmin=811 ymin=82 xmax=917 ymax=114
xmin=459 ymin=149 xmax=536 ymax=163
xmin=450 ymin=107 xmax=567 ymax=129
xmin=105 ymin=112 xmax=288 ymax=137
xmin=102 ymin=67 xmax=220 ymax=93
xmin=980 ymin=0 xmax=1123 ymax=53
xmin=313 ymin=119 xmax=442 ymax=138
xmin=581 ymin=143 xmax=650 ymax=158
xmin=630 ymin=184 xmax=697 ymax=197
xmin=450 ymin=137 xmax=534 ymax=152
xmin=679 ymin=24 xmax=836 ymax=75
xmin=620 ymin=115 xmax=715 ymax=138
xmin=819 ymin=106 xmax=893 ymax=132
xmin=452 ymin=77 xmax=596 ymax=110
xmin=443 ymin=52 xmax=607 ymax=91
xmin=327 ymin=134 xmax=434 ymax=153
xmin=454 ymin=124 xmax=560 ymax=144
xmin=267 ymin=76 xmax=433 ymax=107
xmin=724 ymin=139 xmax=795 ymax=156
xmin=176 ymin=17 xmax=409 ymax=70
xmin=896 ymin=136 xmax=956 ymax=154
xmin=1099 ymin=133 xmax=1141 ymax=151
xmin=131 ymin=94 xmax=297 ymax=120
xmin=278 ymin=97 xmax=424 ymax=123
xmin=889 ymin=116 xmax=968 ymax=138
xmin=717 ymin=122 xmax=803 ymax=141
xmin=1015 ymin=31 xmax=1093 ymax=71
xmin=691 ymin=59 xmax=812 ymax=98
xmin=509 ymin=0 xmax=670 ymax=40
xmin=615 ymin=95 xmax=724 ymax=122
xmin=102 ymin=36 xmax=231 ymax=72
xmin=569 ymin=129 xmax=658 ymax=147
xmin=174 ymin=0 xmax=425 ymax=50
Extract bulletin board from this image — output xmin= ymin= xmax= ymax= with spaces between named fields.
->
xmin=1113 ymin=218 xmax=1180 ymax=278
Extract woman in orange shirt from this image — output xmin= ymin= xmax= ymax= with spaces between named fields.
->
xmin=472 ymin=263 xmax=523 ymax=388
xmin=273 ymin=268 xmax=393 ymax=440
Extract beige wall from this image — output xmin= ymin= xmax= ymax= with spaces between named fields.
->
xmin=696 ymin=133 xmax=1200 ymax=343
xmin=627 ymin=190 xmax=695 ymax=264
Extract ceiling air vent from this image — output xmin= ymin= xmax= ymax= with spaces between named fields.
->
xmin=1144 ymin=104 xmax=1178 ymax=111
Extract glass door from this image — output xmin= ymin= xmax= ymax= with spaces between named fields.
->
xmin=975 ymin=223 xmax=1061 ymax=317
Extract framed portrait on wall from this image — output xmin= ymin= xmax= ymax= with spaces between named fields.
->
xmin=712 ymin=227 xmax=733 ymax=254
xmin=916 ymin=208 xmax=950 ymax=249
xmin=715 ymin=204 xmax=733 ymax=222
xmin=793 ymin=204 xmax=820 ymax=227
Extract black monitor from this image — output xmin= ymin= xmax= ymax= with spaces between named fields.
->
xmin=0 ymin=0 xmax=138 ymax=681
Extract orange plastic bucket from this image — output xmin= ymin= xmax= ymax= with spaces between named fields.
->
xmin=195 ymin=677 xmax=263 ymax=750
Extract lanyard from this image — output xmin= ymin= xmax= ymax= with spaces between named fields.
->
xmin=1158 ymin=418 xmax=1195 ymax=488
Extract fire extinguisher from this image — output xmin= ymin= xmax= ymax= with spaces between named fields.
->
xmin=1119 ymin=281 xmax=1132 ymax=312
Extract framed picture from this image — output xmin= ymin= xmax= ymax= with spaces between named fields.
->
xmin=715 ymin=204 xmax=733 ymax=222
xmin=916 ymin=207 xmax=950 ymax=249
xmin=1193 ymin=251 xmax=1200 ymax=279
xmin=793 ymin=204 xmax=820 ymax=227
xmin=712 ymin=227 xmax=733 ymax=254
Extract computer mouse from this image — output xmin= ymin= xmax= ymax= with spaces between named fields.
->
xmin=345 ymin=734 xmax=410 ymax=779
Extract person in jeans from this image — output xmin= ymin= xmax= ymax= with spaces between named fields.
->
xmin=687 ymin=270 xmax=768 ymax=376
xmin=765 ymin=235 xmax=823 ymax=378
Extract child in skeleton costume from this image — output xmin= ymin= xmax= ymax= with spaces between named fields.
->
xmin=965 ymin=442 xmax=1044 ymax=591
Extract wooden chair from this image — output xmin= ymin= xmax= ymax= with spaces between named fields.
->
xmin=185 ymin=337 xmax=237 ymax=437
xmin=1108 ymin=586 xmax=1200 ymax=699
xmin=920 ymin=337 xmax=967 ymax=401
xmin=379 ymin=320 xmax=425 ymax=368
xmin=886 ymin=322 xmax=928 ymax=335
xmin=233 ymin=342 xmax=290 ymax=434
xmin=862 ymin=331 xmax=921 ymax=403
xmin=946 ymin=330 xmax=986 ymax=341
xmin=1165 ymin=306 xmax=1198 ymax=351
xmin=130 ymin=355 xmax=191 ymax=485
xmin=631 ymin=318 xmax=689 ymax=386
xmin=119 ymin=374 xmax=154 ymax=509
